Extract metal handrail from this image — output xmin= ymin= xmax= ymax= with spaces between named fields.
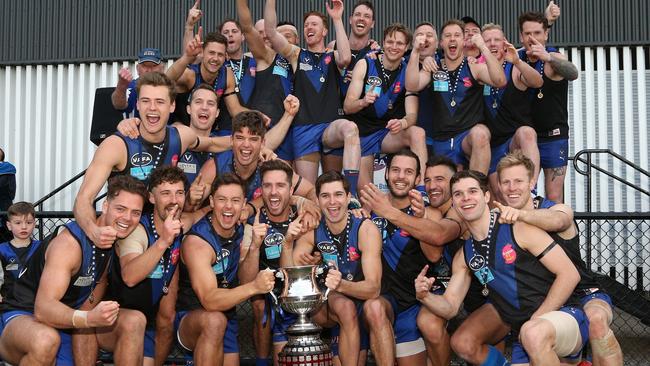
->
xmin=570 ymin=149 xmax=650 ymax=269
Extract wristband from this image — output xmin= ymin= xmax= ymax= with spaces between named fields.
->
xmin=72 ymin=310 xmax=89 ymax=328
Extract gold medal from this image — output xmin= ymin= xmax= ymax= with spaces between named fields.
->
xmin=482 ymin=286 xmax=489 ymax=297
xmin=537 ymin=91 xmax=544 ymax=99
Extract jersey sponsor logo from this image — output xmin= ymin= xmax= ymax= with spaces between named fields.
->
xmin=399 ymin=228 xmax=410 ymax=237
xmin=6 ymin=263 xmax=19 ymax=271
xmin=182 ymin=152 xmax=194 ymax=162
xmin=373 ymin=155 xmax=387 ymax=171
xmin=178 ymin=162 xmax=197 ymax=174
xmin=216 ymin=88 xmax=224 ymax=96
xmin=253 ymin=187 xmax=263 ymax=200
xmin=393 ymin=81 xmax=401 ymax=94
xmin=73 ymin=275 xmax=94 ymax=287
xmin=276 ymin=58 xmax=290 ymax=70
xmin=170 ymin=248 xmax=181 ymax=265
xmin=171 ymin=154 xmax=179 ymax=167
xmin=502 ymin=243 xmax=516 ymax=264
xmin=462 ymin=77 xmax=472 ymax=88
xmin=432 ymin=71 xmax=449 ymax=81
xmin=264 ymin=232 xmax=285 ymax=247
xmin=249 ymin=67 xmax=256 ymax=77
xmin=131 ymin=152 xmax=153 ymax=167
xmin=367 ymin=76 xmax=382 ymax=87
xmin=348 ymin=246 xmax=360 ymax=261
xmin=317 ymin=241 xmax=337 ymax=254
xmin=324 ymin=55 xmax=332 ymax=65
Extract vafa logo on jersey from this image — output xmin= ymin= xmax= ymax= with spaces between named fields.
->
xmin=131 ymin=152 xmax=153 ymax=167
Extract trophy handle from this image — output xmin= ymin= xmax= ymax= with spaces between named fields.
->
xmin=268 ymin=268 xmax=284 ymax=306
xmin=315 ymin=264 xmax=332 ymax=301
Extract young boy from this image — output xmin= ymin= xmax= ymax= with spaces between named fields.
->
xmin=0 ymin=202 xmax=40 ymax=302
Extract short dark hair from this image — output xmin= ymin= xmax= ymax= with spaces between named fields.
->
xmin=260 ymin=160 xmax=294 ymax=185
xmin=352 ymin=1 xmax=375 ymax=20
xmin=426 ymin=154 xmax=457 ymax=173
xmin=204 ymin=32 xmax=228 ymax=48
xmin=232 ymin=110 xmax=267 ymax=137
xmin=189 ymin=83 xmax=218 ymax=103
xmin=303 ymin=11 xmax=328 ymax=31
xmin=316 ymin=171 xmax=350 ymax=195
xmin=136 ymin=72 xmax=176 ymax=103
xmin=7 ymin=202 xmax=35 ymax=219
xmin=383 ymin=23 xmax=412 ymax=46
xmin=518 ymin=11 xmax=549 ymax=32
xmin=441 ymin=19 xmax=465 ymax=34
xmin=0 ymin=147 xmax=4 ymax=161
xmin=147 ymin=166 xmax=188 ymax=192
xmin=211 ymin=172 xmax=246 ymax=196
xmin=218 ymin=18 xmax=242 ymax=33
xmin=106 ymin=175 xmax=148 ymax=203
xmin=450 ymin=170 xmax=489 ymax=194
xmin=386 ymin=149 xmax=421 ymax=178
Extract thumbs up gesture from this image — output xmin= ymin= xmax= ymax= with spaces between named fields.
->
xmin=545 ymin=1 xmax=561 ymax=25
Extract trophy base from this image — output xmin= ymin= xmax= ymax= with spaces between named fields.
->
xmin=278 ymin=332 xmax=332 ymax=366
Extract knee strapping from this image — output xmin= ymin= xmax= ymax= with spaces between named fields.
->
xmin=591 ymin=329 xmax=620 ymax=357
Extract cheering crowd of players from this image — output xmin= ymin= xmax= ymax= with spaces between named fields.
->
xmin=0 ymin=0 xmax=625 ymax=365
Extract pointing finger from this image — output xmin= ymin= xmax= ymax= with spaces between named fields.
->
xmin=418 ymin=265 xmax=429 ymax=278
xmin=192 ymin=0 xmax=200 ymax=9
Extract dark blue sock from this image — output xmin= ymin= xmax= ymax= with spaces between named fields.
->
xmin=480 ymin=345 xmax=510 ymax=366
xmin=344 ymin=169 xmax=359 ymax=197
xmin=255 ymin=357 xmax=270 ymax=366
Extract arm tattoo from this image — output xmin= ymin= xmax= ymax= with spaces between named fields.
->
xmin=550 ymin=166 xmax=567 ymax=181
xmin=549 ymin=54 xmax=579 ymax=81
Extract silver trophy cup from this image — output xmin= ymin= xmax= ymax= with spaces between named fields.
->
xmin=273 ymin=265 xmax=332 ymax=366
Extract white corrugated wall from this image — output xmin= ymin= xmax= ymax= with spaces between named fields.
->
xmin=0 ymin=48 xmax=648 ymax=213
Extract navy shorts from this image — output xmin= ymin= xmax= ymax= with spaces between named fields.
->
xmin=382 ymin=295 xmax=423 ymax=344
xmin=511 ymin=306 xmax=589 ymax=364
xmin=271 ymin=308 xmax=298 ymax=344
xmin=431 ymin=130 xmax=471 ymax=168
xmin=489 ymin=137 xmax=513 ymax=174
xmin=330 ymin=301 xmax=368 ymax=357
xmin=275 ymin=126 xmax=295 ymax=161
xmin=175 ymin=310 xmax=239 ymax=354
xmin=580 ymin=290 xmax=613 ymax=308
xmin=1 ymin=310 xmax=74 ymax=365
xmin=538 ymin=138 xmax=568 ymax=169
xmin=291 ymin=123 xmax=330 ymax=159
xmin=328 ymin=129 xmax=390 ymax=157
xmin=144 ymin=328 xmax=155 ymax=358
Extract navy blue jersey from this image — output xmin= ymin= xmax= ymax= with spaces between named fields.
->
xmin=518 ymin=48 xmax=569 ymax=141
xmin=483 ymin=62 xmax=533 ymax=145
xmin=248 ymin=54 xmax=293 ymax=126
xmin=177 ymin=215 xmax=243 ymax=314
xmin=372 ymin=207 xmax=428 ymax=311
xmin=108 ymin=216 xmax=182 ymax=324
xmin=177 ymin=131 xmax=218 ymax=184
xmin=5 ymin=222 xmax=112 ymax=312
xmin=0 ymin=240 xmax=41 ymax=301
xmin=314 ymin=216 xmax=364 ymax=284
xmin=216 ymin=55 xmax=257 ymax=132
xmin=415 ymin=53 xmax=442 ymax=140
xmin=214 ymin=150 xmax=262 ymax=201
xmin=463 ymin=218 xmax=578 ymax=332
xmin=293 ymin=49 xmax=344 ymax=125
xmin=352 ymin=56 xmax=407 ymax=136
xmin=534 ymin=197 xmax=601 ymax=295
xmin=115 ymin=125 xmax=182 ymax=184
xmin=256 ymin=206 xmax=298 ymax=271
xmin=428 ymin=57 xmax=484 ymax=139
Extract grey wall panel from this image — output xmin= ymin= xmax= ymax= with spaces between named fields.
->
xmin=2 ymin=0 xmax=649 ymax=65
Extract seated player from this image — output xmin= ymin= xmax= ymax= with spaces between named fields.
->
xmin=175 ymin=173 xmax=276 ymax=365
xmin=282 ymin=171 xmax=382 ymax=366
xmin=0 ymin=175 xmax=147 ymax=365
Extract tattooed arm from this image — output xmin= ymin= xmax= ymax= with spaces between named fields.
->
xmin=548 ymin=53 xmax=578 ymax=81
